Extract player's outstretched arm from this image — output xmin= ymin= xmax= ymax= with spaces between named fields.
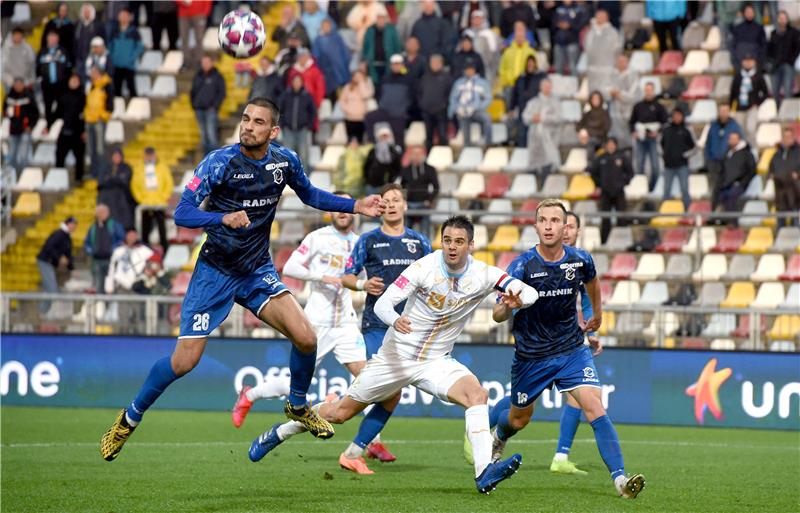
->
xmin=290 ymin=167 xmax=385 ymax=217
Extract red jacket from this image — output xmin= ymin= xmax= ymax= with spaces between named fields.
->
xmin=177 ymin=0 xmax=212 ymax=18
xmin=287 ymin=60 xmax=326 ymax=109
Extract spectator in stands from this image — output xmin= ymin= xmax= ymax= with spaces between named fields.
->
xmin=366 ymin=54 xmax=412 ymax=144
xmin=718 ymin=131 xmax=756 ymax=212
xmin=105 ymin=229 xmax=154 ymax=295
xmin=131 ymin=147 xmax=174 ymax=251
xmin=523 ymin=78 xmax=563 ymax=182
xmin=313 ymin=18 xmax=351 ymax=101
xmin=340 ymin=69 xmax=375 ymax=143
xmin=510 ymin=55 xmax=546 ymax=147
xmin=730 ymin=54 xmax=769 ymax=144
xmin=577 ymin=91 xmax=612 ymax=156
xmin=499 ymin=21 xmax=537 ymax=91
xmin=500 ymin=0 xmax=536 ymax=39
xmin=731 ymin=3 xmax=767 ymax=69
xmin=464 ymin=10 xmax=501 ymax=81
xmin=3 ymin=27 xmax=36 ymax=91
xmin=3 ymin=78 xmax=39 ymax=171
xmin=248 ymin=56 xmax=284 ymax=102
xmin=704 ymin=104 xmax=742 ymax=210
xmin=603 ymin=54 xmax=640 ymax=149
xmin=584 ymin=9 xmax=622 ymax=93
xmin=767 ymin=10 xmax=800 ymax=106
xmin=411 ymin=0 xmax=454 ymax=61
xmin=347 ymin=0 xmax=389 ymax=47
xmin=646 ymin=0 xmax=685 ymax=53
xmin=151 ymin=0 xmax=178 ymax=51
xmin=400 ymin=144 xmax=439 ymax=235
xmin=589 ymin=137 xmax=633 ymax=243
xmin=73 ymin=3 xmax=104 ymax=78
xmin=275 ymin=32 xmax=304 ymax=80
xmin=363 ymin=126 xmax=402 ymax=195
xmin=552 ymin=0 xmax=586 ymax=75
xmin=85 ymin=65 xmax=114 ymax=177
xmin=54 ymin=74 xmax=87 ymax=183
xmin=41 ymin=2 xmax=75 ymax=61
xmin=278 ymin=74 xmax=316 ymax=166
xmin=449 ymin=60 xmax=493 ymax=147
xmin=36 ymin=30 xmax=71 ymax=127
xmin=418 ymin=54 xmax=452 ymax=150
xmin=403 ymin=37 xmax=426 ymax=123
xmin=132 ymin=255 xmax=171 ymax=296
xmin=108 ymin=9 xmax=143 ymax=98
xmin=191 ymin=55 xmax=227 ymax=156
xmin=287 ymin=48 xmax=326 ymax=113
xmin=361 ymin=11 xmax=402 ymax=88
xmin=335 ymin=138 xmax=368 ymax=195
xmin=302 ymin=1 xmax=327 ymax=45
xmin=85 ymin=203 xmax=125 ymax=294
xmin=629 ymin=81 xmax=668 ymax=191
xmin=769 ymin=127 xmax=800 ymax=227
xmin=451 ymin=34 xmax=486 ymax=79
xmin=273 ymin=4 xmax=311 ymax=49
xmin=177 ymin=0 xmax=211 ymax=70
xmin=84 ymin=36 xmax=110 ymax=76
xmin=661 ymin=108 xmax=696 ymax=210
xmin=37 ymin=216 xmax=77 ymax=314
xmin=98 ymin=148 xmax=136 ymax=230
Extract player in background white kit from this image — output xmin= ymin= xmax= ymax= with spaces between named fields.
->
xmin=248 ymin=216 xmax=540 ymax=494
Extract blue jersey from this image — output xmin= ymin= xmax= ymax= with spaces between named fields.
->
xmin=345 ymin=227 xmax=432 ymax=331
xmin=175 ymin=143 xmax=355 ymax=276
xmin=507 ymin=245 xmax=597 ymax=361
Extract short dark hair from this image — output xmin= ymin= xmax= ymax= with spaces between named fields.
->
xmin=12 ymin=26 xmax=23 ymax=35
xmin=380 ymin=183 xmax=404 ymax=198
xmin=441 ymin=215 xmax=474 ymax=241
xmin=246 ymin=97 xmax=281 ymax=126
xmin=565 ymin=210 xmax=581 ymax=228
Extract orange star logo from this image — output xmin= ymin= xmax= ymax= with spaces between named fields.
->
xmin=686 ymin=358 xmax=732 ymax=425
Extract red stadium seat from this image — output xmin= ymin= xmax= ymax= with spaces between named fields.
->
xmin=273 ymin=247 xmax=294 ymax=273
xmin=779 ymin=255 xmax=800 ymax=281
xmin=244 ymin=309 xmax=262 ymax=329
xmin=655 ymin=50 xmax=684 ymax=74
xmin=480 ymin=174 xmax=511 ymax=199
xmin=656 ymin=228 xmax=689 ymax=252
xmin=732 ymin=314 xmax=767 ymax=338
xmin=171 ymin=271 xmax=192 ymax=296
xmin=603 ymin=253 xmax=637 ymax=280
xmin=283 ymin=277 xmax=304 ymax=294
xmin=513 ymin=199 xmax=539 ymax=225
xmin=171 ymin=227 xmax=203 ymax=244
xmin=168 ymin=304 xmax=182 ymax=325
xmin=681 ymin=75 xmax=713 ymax=99
xmin=679 ymin=200 xmax=711 ymax=225
xmin=600 ymin=281 xmax=613 ymax=304
xmin=712 ymin=227 xmax=745 ymax=253
xmin=496 ymin=251 xmax=520 ymax=271
xmin=681 ymin=338 xmax=707 ymax=349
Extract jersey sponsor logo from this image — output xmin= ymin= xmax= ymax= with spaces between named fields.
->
xmin=426 ymin=291 xmax=446 ymax=310
xmin=233 ymin=173 xmax=254 ymax=179
xmin=560 ymin=262 xmax=584 ymax=269
xmin=531 ymin=272 xmax=548 ymax=278
xmin=186 ymin=175 xmax=202 ymax=192
xmin=372 ymin=243 xmax=390 ymax=248
xmin=382 ymin=258 xmax=417 ymax=266
xmin=297 ymin=244 xmax=309 ymax=255
xmin=395 ymin=275 xmax=410 ymax=289
xmin=346 ymin=256 xmax=353 ymax=268
xmin=265 ymin=161 xmax=289 ymax=171
xmin=538 ymin=288 xmax=573 ymax=297
xmin=242 ymin=197 xmax=279 ymax=207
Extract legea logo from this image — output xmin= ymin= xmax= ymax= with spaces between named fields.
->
xmin=686 ymin=358 xmax=732 ymax=425
xmin=0 ymin=360 xmax=61 ymax=397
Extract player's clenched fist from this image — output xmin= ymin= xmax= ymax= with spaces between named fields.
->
xmin=354 ymin=195 xmax=386 ymax=217
xmin=393 ymin=315 xmax=412 ymax=334
xmin=364 ymin=276 xmax=384 ymax=295
xmin=222 ymin=210 xmax=251 ymax=229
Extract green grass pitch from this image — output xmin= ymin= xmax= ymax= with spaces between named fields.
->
xmin=2 ymin=406 xmax=798 ymax=513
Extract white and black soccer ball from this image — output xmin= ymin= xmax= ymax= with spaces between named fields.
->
xmin=218 ymin=9 xmax=266 ymax=58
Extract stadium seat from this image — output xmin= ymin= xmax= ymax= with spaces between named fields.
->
xmin=696 ymin=282 xmax=726 ymax=306
xmin=751 ymin=254 xmax=786 ymax=282
xmin=682 ymin=21 xmax=707 ymax=49
xmin=550 ymin=74 xmax=579 ymax=98
xmin=329 ymin=100 xmax=345 ymax=122
xmin=11 ymin=192 xmax=41 ymax=217
xmin=427 ymin=146 xmax=454 ymax=171
xmin=138 ymin=50 xmax=163 ymax=73
xmin=481 ymin=174 xmax=512 ymax=199
xmin=703 ymin=313 xmax=737 ymax=337
xmin=328 ymin=122 xmax=347 ymax=146
xmin=629 ymin=50 xmax=654 ymax=74
xmin=740 ymin=200 xmax=770 ymax=227
xmin=756 ymin=123 xmax=782 ymax=148
xmin=692 ymin=254 xmax=727 ymax=281
xmin=686 ymin=99 xmax=717 ymax=124
xmin=678 ymin=50 xmax=709 ymax=75
xmin=681 ymin=75 xmax=713 ymax=99
xmin=604 ymin=253 xmax=637 ymax=279
xmin=772 ymin=227 xmax=800 ymax=253
xmin=122 ymin=98 xmax=151 ymax=121
xmin=538 ymin=174 xmax=568 ymax=198
xmin=720 ymin=282 xmax=756 ymax=308
xmin=624 ymin=175 xmax=649 ymax=201
xmin=780 ymin=255 xmax=800 ymax=281
xmin=723 ymin=254 xmax=756 ymax=281
xmin=560 ymin=100 xmax=582 ymax=123
xmin=506 ymin=174 xmax=537 ymax=199
xmin=781 ymin=283 xmax=800 ymax=308
xmin=655 ymin=50 xmax=683 ymax=74
xmin=276 ymin=196 xmax=305 ymax=220
xmin=652 ymin=200 xmax=684 ymax=227
xmin=471 ymin=251 xmax=495 ymax=266
xmin=138 ymin=26 xmax=153 ymax=49
xmin=502 ymin=148 xmax=530 ymax=173
xmin=488 ymin=98 xmax=506 ymax=122
xmin=151 ymin=75 xmax=177 ymax=97
xmin=739 ymin=227 xmax=774 ymax=254
xmin=769 ymin=340 xmax=797 ymax=352
xmin=687 ymin=175 xmax=710 ymax=201
xmin=404 ymin=121 xmax=426 ymax=146
xmin=757 ymin=147 xmax=776 ymax=175
xmin=575 ymin=76 xmax=589 ymax=101
xmin=512 ymin=199 xmax=539 ymax=225
xmin=682 ymin=226 xmax=716 ymax=254
xmin=700 ymin=25 xmax=721 ymax=50
xmin=661 ymin=254 xmax=693 ymax=280
xmin=607 ymin=281 xmax=641 ymax=306
xmin=202 ymin=26 xmax=219 ymax=51
xmin=32 ymin=118 xmax=61 ymax=142
xmin=487 ymin=225 xmax=520 ymax=252
xmin=491 ymin=123 xmax=509 ymax=144
xmin=757 ymin=98 xmax=778 ymax=123
xmin=711 ymin=74 xmax=733 ymax=100
xmin=656 ymin=228 xmax=688 ymax=252
xmin=562 ymin=174 xmax=596 ymax=201
xmin=604 ymin=226 xmax=634 ymax=252
xmin=134 ymin=74 xmax=152 ymax=97
xmin=275 ymin=220 xmax=305 ymax=246
xmin=31 ymin=143 xmax=55 ymax=166
xmin=171 ymin=227 xmax=202 ymax=245
xmin=477 ymin=148 xmax=509 ymax=173
xmin=496 ymin=251 xmax=520 ymax=270
xmin=163 ymin=245 xmax=190 ymax=271
xmin=777 ymin=98 xmax=800 ymax=122
xmin=709 ymin=50 xmax=733 ymax=73
xmin=768 ymin=315 xmax=800 ymax=341
xmin=40 ymin=168 xmax=69 ymax=192
xmin=621 ymin=1 xmax=645 ymax=24
xmin=644 ymin=311 xmax=680 ymax=337
xmin=438 ymin=172 xmax=458 ymax=195
xmin=315 ymin=145 xmax=344 ymax=171
xmin=454 ymin=173 xmax=485 ymax=199
xmin=480 ymin=199 xmax=513 ymax=224
xmin=573 ymin=200 xmax=598 ymax=224
xmin=709 ymin=338 xmax=736 ymax=350
xmin=560 ymin=122 xmax=580 ymax=146
xmin=158 ymin=50 xmax=183 ymax=74
xmin=514 ymin=226 xmax=539 ymax=251
xmin=681 ymin=200 xmax=712 ymax=226
xmin=9 ymin=1 xmax=30 ymax=23
xmin=473 ymin=224 xmax=488 ymax=250
xmin=431 ymin=198 xmax=459 ymax=224
xmin=712 ymin=227 xmax=746 ymax=252
xmin=751 ymin=282 xmax=786 ymax=309
xmin=105 ymin=120 xmax=125 ymax=144
xmin=614 ymin=312 xmax=646 ymax=335
xmin=631 ymin=254 xmax=665 ymax=280
xmin=592 ymin=252 xmax=609 ymax=276
xmin=450 ymin=147 xmax=483 ymax=173
xmin=171 ymin=271 xmax=192 ymax=296
xmin=760 ymin=177 xmax=775 ymax=201
xmin=560 ymin=148 xmax=588 ymax=174
xmin=13 ymin=167 xmax=43 ymax=191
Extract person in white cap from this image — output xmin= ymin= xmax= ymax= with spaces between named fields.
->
xmin=85 ymin=36 xmax=109 ymax=77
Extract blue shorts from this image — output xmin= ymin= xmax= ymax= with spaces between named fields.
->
xmin=510 ymin=346 xmax=599 ymax=408
xmin=363 ymin=328 xmax=388 ymax=359
xmin=179 ymin=258 xmax=288 ymax=338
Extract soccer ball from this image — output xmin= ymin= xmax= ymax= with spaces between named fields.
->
xmin=218 ymin=9 xmax=266 ymax=58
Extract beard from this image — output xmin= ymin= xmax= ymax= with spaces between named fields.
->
xmin=239 ymin=131 xmax=269 ymax=150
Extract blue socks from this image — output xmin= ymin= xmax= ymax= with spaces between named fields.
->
xmin=288 ymin=345 xmax=317 ymax=408
xmin=353 ymin=404 xmax=393 ymax=448
xmin=590 ymin=415 xmax=625 ymax=480
xmin=495 ymin=408 xmax=518 ymax=441
xmin=556 ymin=404 xmax=582 ymax=455
xmin=127 ymin=356 xmax=178 ymax=423
xmin=489 ymin=396 xmax=511 ymax=428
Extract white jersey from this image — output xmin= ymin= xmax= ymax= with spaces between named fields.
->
xmin=283 ymin=226 xmax=359 ymax=328
xmin=374 ymin=250 xmax=538 ymax=361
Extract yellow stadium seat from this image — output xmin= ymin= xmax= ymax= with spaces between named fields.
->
xmin=472 ymin=251 xmax=495 ymax=266
xmin=651 ymin=200 xmax=684 ymax=227
xmin=643 ymin=34 xmax=660 ymax=52
xmin=488 ymin=225 xmax=520 ymax=252
xmin=488 ymin=99 xmax=506 ymax=122
xmin=769 ymin=315 xmax=800 ymax=339
xmin=432 ymin=226 xmax=443 ymax=250
xmin=12 ymin=192 xmax=41 ymax=217
xmin=598 ymin=311 xmax=615 ymax=336
xmin=757 ymin=147 xmax=776 ymax=174
xmin=739 ymin=227 xmax=774 ymax=254
xmin=719 ymin=282 xmax=756 ymax=308
xmin=562 ymin=174 xmax=596 ymax=201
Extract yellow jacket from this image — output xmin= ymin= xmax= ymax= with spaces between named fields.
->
xmin=131 ymin=161 xmax=174 ymax=206
xmin=84 ymin=73 xmax=113 ymax=123
xmin=499 ymin=43 xmax=537 ymax=88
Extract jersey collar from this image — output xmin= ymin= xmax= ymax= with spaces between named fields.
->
xmin=439 ymin=252 xmax=470 ymax=279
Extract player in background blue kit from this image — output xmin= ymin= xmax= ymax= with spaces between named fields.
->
xmin=100 ymin=97 xmax=385 ymax=461
xmin=489 ymin=199 xmax=645 ymax=499
xmin=336 ymin=183 xmax=432 ymax=469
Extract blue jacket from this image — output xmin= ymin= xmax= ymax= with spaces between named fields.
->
xmin=448 ymin=75 xmax=492 ymax=118
xmin=705 ymin=118 xmax=742 ymax=162
xmin=109 ymin=25 xmax=143 ymax=70
xmin=313 ymin=24 xmax=351 ymax=96
xmin=646 ymin=0 xmax=686 ymax=22
xmin=84 ymin=219 xmax=125 ymax=258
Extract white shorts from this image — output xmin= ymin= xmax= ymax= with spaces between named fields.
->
xmin=347 ymin=348 xmax=474 ymax=404
xmin=315 ymin=326 xmax=366 ymax=367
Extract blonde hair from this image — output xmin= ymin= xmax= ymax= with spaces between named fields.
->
xmin=535 ymin=198 xmax=567 ymax=221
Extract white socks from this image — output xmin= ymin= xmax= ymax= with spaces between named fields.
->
xmin=553 ymin=452 xmax=568 ymax=462
xmin=246 ymin=375 xmax=291 ymax=402
xmin=276 ymin=421 xmax=307 ymax=441
xmin=344 ymin=442 xmax=363 ymax=459
xmin=124 ymin=412 xmax=139 ymax=427
xmin=465 ymin=404 xmax=492 ymax=478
